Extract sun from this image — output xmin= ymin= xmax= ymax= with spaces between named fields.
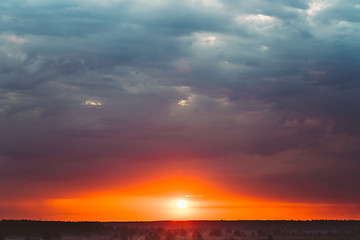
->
xmin=176 ymin=199 xmax=188 ymax=209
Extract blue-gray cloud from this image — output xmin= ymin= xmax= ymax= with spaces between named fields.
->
xmin=1 ymin=0 xmax=360 ymax=205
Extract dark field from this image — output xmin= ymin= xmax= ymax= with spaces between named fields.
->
xmin=1 ymin=220 xmax=360 ymax=240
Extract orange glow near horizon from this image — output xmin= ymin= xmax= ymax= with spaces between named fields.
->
xmin=0 ymin=176 xmax=356 ymax=221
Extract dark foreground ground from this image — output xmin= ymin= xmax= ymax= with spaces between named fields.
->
xmin=1 ymin=220 xmax=360 ymax=240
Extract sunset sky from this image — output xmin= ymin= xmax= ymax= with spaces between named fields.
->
xmin=1 ymin=0 xmax=360 ymax=221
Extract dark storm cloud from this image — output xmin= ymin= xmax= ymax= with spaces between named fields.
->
xmin=1 ymin=0 xmax=360 ymax=204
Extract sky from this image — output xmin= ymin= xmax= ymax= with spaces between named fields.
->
xmin=1 ymin=0 xmax=360 ymax=221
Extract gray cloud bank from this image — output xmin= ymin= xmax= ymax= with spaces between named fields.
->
xmin=1 ymin=0 xmax=360 ymax=204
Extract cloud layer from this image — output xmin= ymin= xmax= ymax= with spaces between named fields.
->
xmin=1 ymin=0 xmax=360 ymax=211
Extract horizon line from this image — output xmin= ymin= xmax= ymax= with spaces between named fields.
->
xmin=2 ymin=219 xmax=359 ymax=223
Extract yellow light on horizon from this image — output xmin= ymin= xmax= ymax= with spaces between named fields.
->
xmin=176 ymin=199 xmax=188 ymax=209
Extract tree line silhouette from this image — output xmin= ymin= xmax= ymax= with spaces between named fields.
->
xmin=1 ymin=220 xmax=360 ymax=240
